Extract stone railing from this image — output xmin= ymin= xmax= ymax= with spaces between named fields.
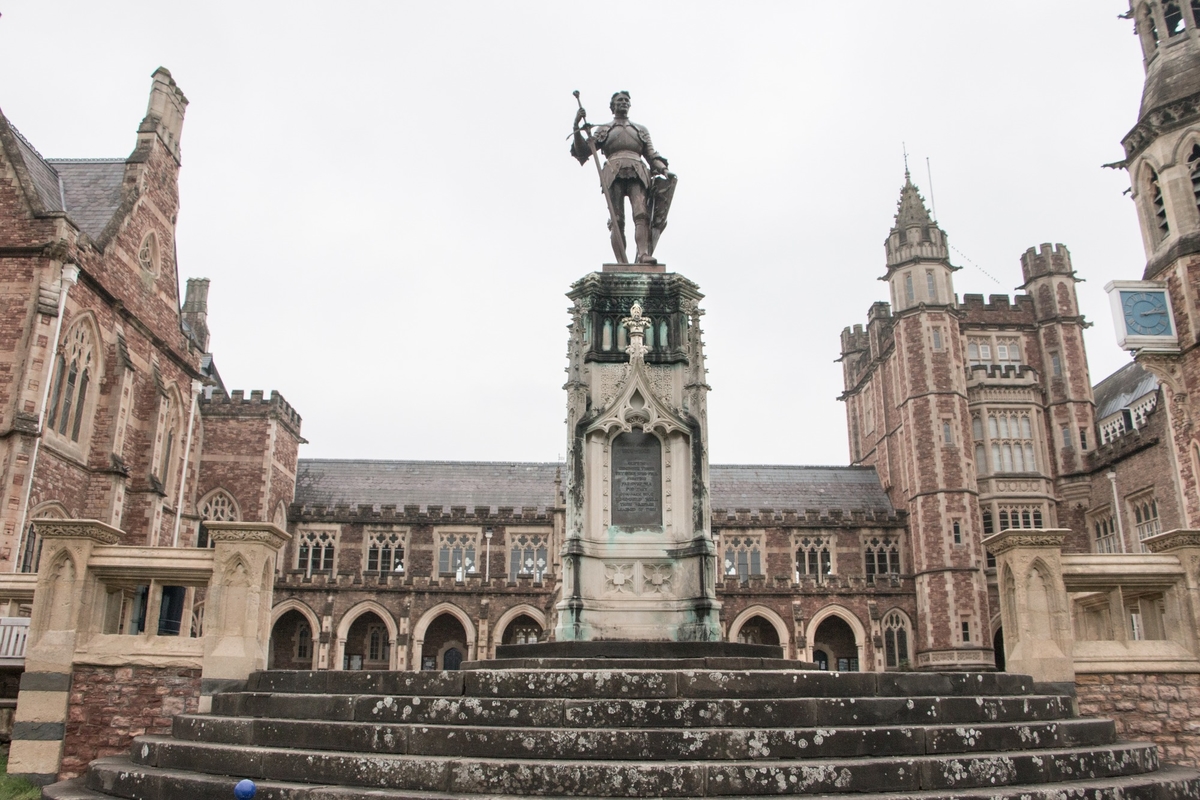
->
xmin=985 ymin=528 xmax=1200 ymax=766
xmin=5 ymin=519 xmax=288 ymax=785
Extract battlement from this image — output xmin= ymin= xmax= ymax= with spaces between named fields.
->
xmin=959 ymin=293 xmax=1036 ymax=325
xmin=291 ymin=502 xmax=555 ymax=522
xmin=966 ymin=363 xmax=1040 ymax=384
xmin=1020 ymin=243 xmax=1073 ymax=283
xmin=840 ymin=324 xmax=869 ymax=355
xmin=201 ymin=388 xmax=303 ymax=430
xmin=713 ymin=507 xmax=904 ymax=528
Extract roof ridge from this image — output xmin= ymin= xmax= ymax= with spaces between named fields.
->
xmin=711 ymin=463 xmax=876 ymax=470
xmin=47 ymin=157 xmax=125 ymax=164
xmin=7 ymin=122 xmax=53 ymax=167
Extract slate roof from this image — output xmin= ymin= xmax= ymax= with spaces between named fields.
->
xmin=5 ymin=121 xmax=125 ymax=241
xmin=709 ymin=464 xmax=893 ymax=513
xmin=47 ymin=160 xmax=125 ymax=240
xmin=9 ymin=125 xmax=63 ymax=212
xmin=294 ymin=460 xmax=895 ymax=516
xmin=1093 ymin=360 xmax=1158 ymax=421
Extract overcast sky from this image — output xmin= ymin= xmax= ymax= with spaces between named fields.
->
xmin=0 ymin=1 xmax=1147 ymax=467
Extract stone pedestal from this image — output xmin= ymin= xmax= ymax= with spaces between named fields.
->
xmin=556 ymin=270 xmax=720 ymax=642
xmin=984 ymin=529 xmax=1074 ymax=684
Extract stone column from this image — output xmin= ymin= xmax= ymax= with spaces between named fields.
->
xmin=199 ymin=522 xmax=289 ymax=713
xmin=983 ymin=529 xmax=1074 ymax=685
xmin=8 ymin=519 xmax=120 ymax=785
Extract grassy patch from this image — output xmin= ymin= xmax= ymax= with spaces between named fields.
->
xmin=0 ymin=746 xmax=42 ymax=800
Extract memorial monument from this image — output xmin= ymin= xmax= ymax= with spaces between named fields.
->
xmin=555 ymin=92 xmax=721 ymax=643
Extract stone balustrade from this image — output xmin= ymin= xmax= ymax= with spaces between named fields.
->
xmin=985 ymin=527 xmax=1200 ymax=766
xmin=5 ymin=519 xmax=287 ymax=785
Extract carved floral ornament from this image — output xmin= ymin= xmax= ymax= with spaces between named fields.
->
xmin=32 ymin=519 xmax=121 ymax=544
xmin=982 ymin=530 xmax=1067 ymax=557
xmin=588 ymin=328 xmax=687 ymax=437
xmin=203 ymin=522 xmax=291 ymax=551
xmin=1144 ymin=529 xmax=1200 ymax=553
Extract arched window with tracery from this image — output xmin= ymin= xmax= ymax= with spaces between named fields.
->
xmin=882 ymin=610 xmax=911 ymax=670
xmin=46 ymin=321 xmax=96 ymax=444
xmin=197 ymin=489 xmax=239 ymax=548
xmin=984 ymin=411 xmax=1036 ymax=474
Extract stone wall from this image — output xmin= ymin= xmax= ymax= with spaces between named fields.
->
xmin=1076 ymin=672 xmax=1200 ymax=767
xmin=58 ymin=664 xmax=200 ymax=780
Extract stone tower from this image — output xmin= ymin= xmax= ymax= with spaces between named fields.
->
xmin=843 ymin=176 xmax=994 ymax=670
xmin=1120 ymin=0 xmax=1200 ymax=528
xmin=556 ymin=267 xmax=721 ymax=642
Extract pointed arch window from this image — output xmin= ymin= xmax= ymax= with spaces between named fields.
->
xmin=1149 ymin=167 xmax=1169 ymax=240
xmin=197 ymin=489 xmax=239 ymax=548
xmin=883 ymin=610 xmax=911 ymax=669
xmin=46 ymin=321 xmax=96 ymax=444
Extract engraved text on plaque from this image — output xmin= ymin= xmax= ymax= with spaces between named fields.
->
xmin=611 ymin=431 xmax=662 ymax=527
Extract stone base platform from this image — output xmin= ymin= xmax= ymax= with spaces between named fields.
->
xmin=491 ymin=639 xmax=784 ymax=662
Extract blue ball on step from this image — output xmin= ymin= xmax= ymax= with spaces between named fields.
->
xmin=234 ymin=778 xmax=257 ymax=799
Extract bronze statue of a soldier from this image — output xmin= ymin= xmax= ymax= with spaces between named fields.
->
xmin=571 ymin=91 xmax=677 ymax=265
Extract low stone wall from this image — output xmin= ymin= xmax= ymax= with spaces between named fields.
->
xmin=58 ymin=665 xmax=200 ymax=780
xmin=1076 ymin=672 xmax=1200 ymax=767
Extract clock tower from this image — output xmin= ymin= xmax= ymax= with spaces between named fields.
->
xmin=1114 ymin=0 xmax=1200 ymax=528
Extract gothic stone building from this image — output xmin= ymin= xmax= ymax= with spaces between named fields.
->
xmin=6 ymin=0 xmax=1200 ymax=682
xmin=0 ymin=69 xmax=301 ymax=638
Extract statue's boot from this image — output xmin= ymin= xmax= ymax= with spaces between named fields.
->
xmin=634 ymin=220 xmax=656 ymax=265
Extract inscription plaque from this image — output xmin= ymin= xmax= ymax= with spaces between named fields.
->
xmin=611 ymin=431 xmax=662 ymax=527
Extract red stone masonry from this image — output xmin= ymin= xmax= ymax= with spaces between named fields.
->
xmin=59 ymin=664 xmax=200 ymax=781
xmin=1076 ymin=672 xmax=1200 ymax=768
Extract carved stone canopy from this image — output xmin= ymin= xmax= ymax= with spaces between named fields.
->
xmin=32 ymin=518 xmax=122 ymax=545
xmin=203 ymin=521 xmax=291 ymax=552
xmin=1143 ymin=529 xmax=1200 ymax=553
xmin=982 ymin=528 xmax=1068 ymax=557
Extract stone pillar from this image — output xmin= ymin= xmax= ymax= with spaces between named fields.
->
xmin=198 ymin=522 xmax=288 ymax=713
xmin=984 ymin=529 xmax=1074 ymax=685
xmin=8 ymin=520 xmax=120 ymax=785
xmin=1144 ymin=529 xmax=1200 ymax=657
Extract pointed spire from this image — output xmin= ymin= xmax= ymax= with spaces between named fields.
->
xmin=891 ymin=173 xmax=934 ymax=234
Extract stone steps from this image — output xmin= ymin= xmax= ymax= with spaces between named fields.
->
xmin=44 ymin=667 xmax=1200 ymax=798
xmin=52 ymin=744 xmax=1174 ymax=799
xmin=244 ymin=668 xmax=1037 ymax=699
xmin=42 ymin=763 xmax=1200 ymax=800
xmin=213 ymin=691 xmax=1076 ymax=728
xmin=172 ymin=716 xmax=1117 ymax=760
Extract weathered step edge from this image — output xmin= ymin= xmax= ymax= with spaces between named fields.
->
xmin=171 ymin=714 xmax=1118 ymax=761
xmin=115 ymin=736 xmax=1161 ymax=797
xmin=212 ymin=692 xmax=1075 ymax=729
xmin=244 ymin=669 xmax=1036 ymax=700
xmin=44 ymin=762 xmax=1200 ymax=800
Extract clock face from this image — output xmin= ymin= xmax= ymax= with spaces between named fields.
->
xmin=1121 ymin=291 xmax=1173 ymax=336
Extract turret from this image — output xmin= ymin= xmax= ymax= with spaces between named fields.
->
xmin=882 ymin=174 xmax=957 ymax=312
xmin=1122 ymin=2 xmax=1200 ymax=275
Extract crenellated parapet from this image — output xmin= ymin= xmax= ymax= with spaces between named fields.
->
xmin=201 ymin=388 xmax=302 ymax=435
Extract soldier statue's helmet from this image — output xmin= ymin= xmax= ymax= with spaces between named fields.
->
xmin=609 ymin=91 xmax=631 ymax=111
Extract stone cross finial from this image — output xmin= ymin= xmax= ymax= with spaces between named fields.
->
xmin=622 ymin=301 xmax=650 ymax=362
